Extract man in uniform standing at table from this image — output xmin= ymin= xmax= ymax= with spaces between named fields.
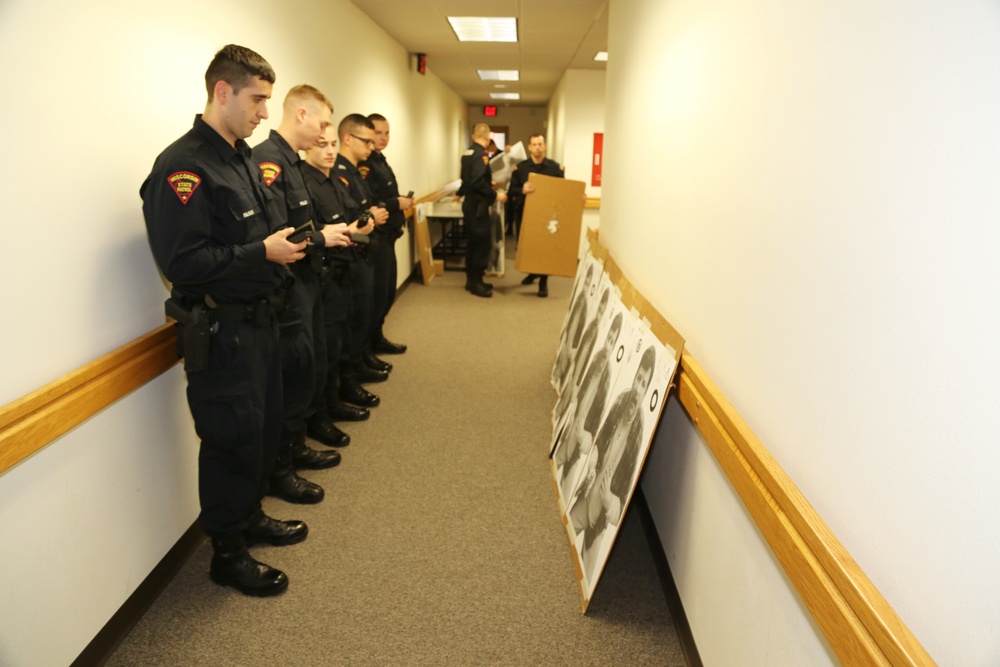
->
xmin=507 ymin=133 xmax=564 ymax=297
xmin=334 ymin=114 xmax=390 ymax=408
xmin=141 ymin=45 xmax=307 ymax=597
xmin=359 ymin=113 xmax=413 ymax=359
xmin=459 ymin=123 xmax=507 ymax=298
xmin=253 ymin=85 xmax=348 ymax=505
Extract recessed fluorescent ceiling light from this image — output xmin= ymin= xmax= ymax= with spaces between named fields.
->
xmin=448 ymin=17 xmax=517 ymax=42
xmin=594 ymin=51 xmax=608 ymax=61
xmin=478 ymin=70 xmax=520 ymax=81
xmin=490 ymin=92 xmax=520 ymax=100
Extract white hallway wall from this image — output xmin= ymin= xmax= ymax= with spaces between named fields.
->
xmin=0 ymin=1 xmax=465 ymax=665
xmin=599 ymin=0 xmax=1000 ymax=665
xmin=548 ymin=69 xmax=605 ymax=248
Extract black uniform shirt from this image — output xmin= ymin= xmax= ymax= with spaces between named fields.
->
xmin=507 ymin=157 xmax=564 ymax=222
xmin=301 ymin=161 xmax=357 ymax=264
xmin=140 ymin=115 xmax=283 ymax=303
xmin=359 ymin=150 xmax=404 ymax=236
xmin=333 ymin=153 xmax=374 ymax=221
xmin=458 ymin=142 xmax=495 ymax=204
xmin=252 ymin=129 xmax=315 ymax=230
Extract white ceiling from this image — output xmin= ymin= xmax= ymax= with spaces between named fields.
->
xmin=349 ymin=0 xmax=608 ymax=107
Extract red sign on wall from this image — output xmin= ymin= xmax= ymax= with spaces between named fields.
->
xmin=592 ymin=133 xmax=603 ymax=187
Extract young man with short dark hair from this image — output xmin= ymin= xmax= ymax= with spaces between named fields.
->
xmin=141 ymin=44 xmax=307 ymax=597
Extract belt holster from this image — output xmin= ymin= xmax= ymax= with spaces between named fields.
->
xmin=164 ymin=297 xmax=213 ymax=373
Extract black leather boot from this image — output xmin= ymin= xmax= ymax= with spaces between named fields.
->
xmin=371 ymin=332 xmax=407 ymax=355
xmin=354 ymin=363 xmax=389 ymax=384
xmin=268 ymin=471 xmax=325 ymax=504
xmin=362 ymin=350 xmax=392 ymax=373
xmin=468 ymin=281 xmax=493 ymax=298
xmin=340 ymin=374 xmax=380 ymax=407
xmin=307 ymin=416 xmax=351 ymax=447
xmin=538 ymin=275 xmax=549 ymax=298
xmin=329 ymin=400 xmax=370 ymax=421
xmin=291 ymin=432 xmax=341 ymax=468
xmin=209 ymin=534 xmax=288 ymax=597
xmin=244 ymin=512 xmax=308 ymax=546
xmin=326 ymin=379 xmax=369 ymax=421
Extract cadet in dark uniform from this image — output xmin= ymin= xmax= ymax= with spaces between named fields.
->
xmin=334 ymin=114 xmax=390 ymax=406
xmin=359 ymin=113 xmax=413 ymax=358
xmin=301 ymin=124 xmax=376 ymax=428
xmin=507 ymin=133 xmax=564 ymax=297
xmin=141 ymin=45 xmax=307 ymax=597
xmin=459 ymin=123 xmax=507 ymax=298
xmin=253 ymin=85 xmax=346 ymax=505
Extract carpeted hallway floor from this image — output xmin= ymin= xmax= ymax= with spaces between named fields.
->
xmin=105 ymin=244 xmax=686 ymax=667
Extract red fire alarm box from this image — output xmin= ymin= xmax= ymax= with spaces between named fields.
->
xmin=483 ymin=105 xmax=497 ymax=117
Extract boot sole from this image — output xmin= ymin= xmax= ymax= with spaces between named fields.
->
xmin=210 ymin=570 xmax=289 ymax=597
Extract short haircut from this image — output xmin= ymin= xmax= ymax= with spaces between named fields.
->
xmin=204 ymin=44 xmax=275 ymax=100
xmin=473 ymin=123 xmax=491 ymax=140
xmin=338 ymin=113 xmax=375 ymax=139
xmin=284 ymin=84 xmax=333 ymax=114
xmin=529 ymin=133 xmax=546 ymax=143
xmin=367 ymin=113 xmax=387 ymax=124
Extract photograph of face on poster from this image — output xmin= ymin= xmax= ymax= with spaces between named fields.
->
xmin=563 ymin=331 xmax=679 ymax=602
xmin=551 ymin=299 xmax=638 ymax=504
xmin=551 ymin=269 xmax=614 ymax=431
xmin=550 ymin=252 xmax=605 ymax=396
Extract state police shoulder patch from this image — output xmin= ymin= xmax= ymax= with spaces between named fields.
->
xmin=258 ymin=161 xmax=281 ymax=187
xmin=168 ymin=171 xmax=201 ymax=204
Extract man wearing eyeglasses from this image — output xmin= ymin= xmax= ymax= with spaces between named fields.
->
xmin=333 ymin=114 xmax=391 ymax=409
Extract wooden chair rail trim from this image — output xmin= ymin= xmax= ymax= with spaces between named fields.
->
xmin=0 ymin=322 xmax=180 ymax=476
xmin=677 ymin=352 xmax=936 ymax=666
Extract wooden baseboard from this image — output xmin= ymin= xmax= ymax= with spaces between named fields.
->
xmin=70 ymin=522 xmax=205 ymax=667
xmin=634 ymin=489 xmax=703 ymax=667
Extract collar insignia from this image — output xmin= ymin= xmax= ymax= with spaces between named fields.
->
xmin=167 ymin=171 xmax=201 ymax=205
xmin=258 ymin=161 xmax=281 ymax=187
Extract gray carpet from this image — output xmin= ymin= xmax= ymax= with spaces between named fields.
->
xmin=106 ymin=243 xmax=685 ymax=667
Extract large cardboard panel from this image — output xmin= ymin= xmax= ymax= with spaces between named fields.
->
xmin=413 ymin=204 xmax=443 ymax=285
xmin=515 ymin=174 xmax=586 ymax=277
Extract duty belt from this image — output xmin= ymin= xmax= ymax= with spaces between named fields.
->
xmin=205 ymin=293 xmax=285 ymax=326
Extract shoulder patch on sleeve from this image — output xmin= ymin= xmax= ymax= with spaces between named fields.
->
xmin=482 ymin=155 xmax=489 ymax=166
xmin=258 ymin=161 xmax=281 ymax=187
xmin=358 ymin=165 xmax=370 ymax=179
xmin=168 ymin=171 xmax=201 ymax=204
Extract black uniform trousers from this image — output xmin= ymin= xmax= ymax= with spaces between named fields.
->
xmin=320 ymin=259 xmax=353 ymax=386
xmin=463 ymin=195 xmax=491 ymax=281
xmin=274 ymin=270 xmax=318 ymax=474
xmin=370 ymin=229 xmax=397 ymax=335
xmin=186 ymin=316 xmax=281 ymax=537
xmin=349 ymin=252 xmax=375 ymax=359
